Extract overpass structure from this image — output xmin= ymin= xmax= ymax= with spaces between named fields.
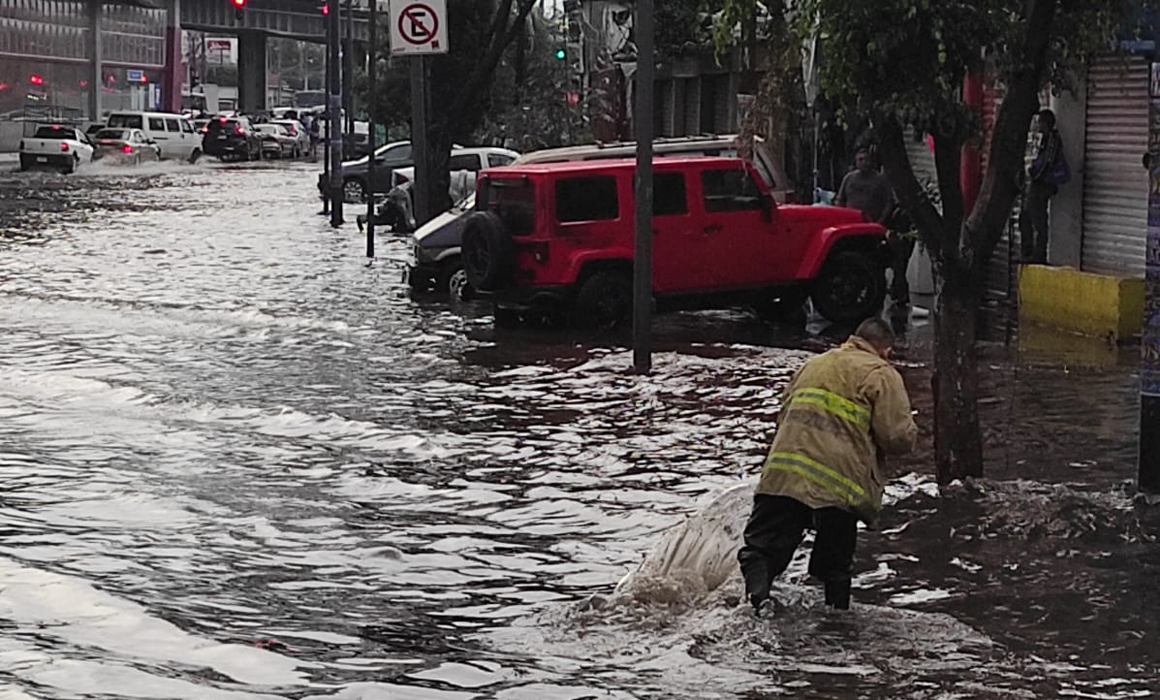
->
xmin=0 ymin=0 xmax=368 ymax=122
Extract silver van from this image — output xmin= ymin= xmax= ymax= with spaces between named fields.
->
xmin=105 ymin=112 xmax=201 ymax=163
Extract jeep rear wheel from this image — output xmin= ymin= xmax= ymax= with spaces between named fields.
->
xmin=573 ymin=270 xmax=632 ymax=329
xmin=811 ymin=251 xmax=886 ymax=324
xmin=462 ymin=212 xmax=513 ymax=291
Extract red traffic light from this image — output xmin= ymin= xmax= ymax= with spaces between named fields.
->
xmin=29 ymin=74 xmax=43 ymax=86
xmin=321 ymin=3 xmax=328 ymax=14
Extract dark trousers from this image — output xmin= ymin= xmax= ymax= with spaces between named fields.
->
xmin=888 ymin=234 xmax=915 ymax=304
xmin=1019 ymin=181 xmax=1056 ymax=263
xmin=737 ymin=494 xmax=858 ymax=609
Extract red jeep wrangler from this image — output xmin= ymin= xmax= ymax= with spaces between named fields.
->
xmin=462 ymin=157 xmax=888 ymax=327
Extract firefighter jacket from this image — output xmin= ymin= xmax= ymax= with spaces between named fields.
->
xmin=756 ymin=336 xmax=918 ymax=524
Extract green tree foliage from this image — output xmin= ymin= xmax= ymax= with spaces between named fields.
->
xmin=722 ymin=0 xmax=1142 ymax=483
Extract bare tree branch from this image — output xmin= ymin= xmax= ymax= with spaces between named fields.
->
xmin=878 ymin=115 xmax=945 ymax=254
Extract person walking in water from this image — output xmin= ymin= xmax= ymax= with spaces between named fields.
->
xmin=738 ymin=317 xmax=918 ymax=613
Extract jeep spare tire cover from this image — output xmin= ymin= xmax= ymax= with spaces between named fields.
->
xmin=462 ymin=211 xmax=513 ymax=291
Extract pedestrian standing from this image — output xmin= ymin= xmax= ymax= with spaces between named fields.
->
xmin=308 ymin=114 xmax=321 ymax=161
xmin=1019 ymin=108 xmax=1069 ymax=264
xmin=836 ymin=148 xmax=907 ymax=307
xmin=834 ymin=148 xmax=894 ymax=225
xmin=738 ymin=317 xmax=918 ymax=613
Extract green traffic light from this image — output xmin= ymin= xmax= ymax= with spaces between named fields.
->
xmin=555 ymin=48 xmax=566 ymax=60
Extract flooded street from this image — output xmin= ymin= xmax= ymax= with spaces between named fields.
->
xmin=0 ymin=160 xmax=1156 ymax=699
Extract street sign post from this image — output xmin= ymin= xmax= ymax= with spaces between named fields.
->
xmin=390 ymin=0 xmax=446 ymax=229
xmin=633 ymin=0 xmax=654 ymax=375
xmin=1140 ymin=62 xmax=1160 ymax=493
xmin=389 ymin=0 xmax=449 ymax=55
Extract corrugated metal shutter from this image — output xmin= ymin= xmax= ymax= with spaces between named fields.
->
xmin=903 ymin=126 xmax=936 ymax=184
xmin=714 ymin=74 xmax=732 ymax=133
xmin=1081 ymin=55 xmax=1150 ymax=276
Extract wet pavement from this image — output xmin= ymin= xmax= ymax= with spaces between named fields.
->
xmin=0 ymin=159 xmax=1156 ymax=699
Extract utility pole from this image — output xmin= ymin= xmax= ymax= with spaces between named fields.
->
xmin=328 ymin=0 xmax=343 ymax=226
xmin=632 ymin=0 xmax=654 ymax=375
xmin=366 ymin=0 xmax=378 ymax=259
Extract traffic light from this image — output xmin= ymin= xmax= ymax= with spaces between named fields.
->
xmin=29 ymin=74 xmax=43 ymax=86
xmin=232 ymin=0 xmax=244 ymax=20
xmin=321 ymin=2 xmax=328 ymax=14
xmin=554 ymin=48 xmax=566 ymax=60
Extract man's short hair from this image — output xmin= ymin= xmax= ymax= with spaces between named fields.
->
xmin=854 ymin=317 xmax=895 ymax=350
xmin=854 ymin=147 xmax=872 ymax=157
xmin=1037 ymin=108 xmax=1056 ymax=128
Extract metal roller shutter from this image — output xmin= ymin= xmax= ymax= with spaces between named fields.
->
xmin=1081 ymin=55 xmax=1150 ymax=276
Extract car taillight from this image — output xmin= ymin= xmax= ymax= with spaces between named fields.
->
xmin=123 ymin=144 xmax=133 ymax=153
xmin=201 ymin=126 xmax=208 ymax=134
xmin=60 ymin=142 xmax=69 ymax=152
xmin=235 ymin=127 xmax=245 ymax=136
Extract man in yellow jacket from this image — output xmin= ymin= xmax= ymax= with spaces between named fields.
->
xmin=739 ymin=317 xmax=918 ymax=613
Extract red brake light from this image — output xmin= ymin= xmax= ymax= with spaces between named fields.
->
xmin=235 ymin=126 xmax=244 ymax=136
xmin=60 ymin=142 xmax=69 ymax=152
xmin=219 ymin=118 xmax=227 ymax=124
xmin=200 ymin=125 xmax=208 ymax=133
xmin=122 ymin=144 xmax=133 ymax=154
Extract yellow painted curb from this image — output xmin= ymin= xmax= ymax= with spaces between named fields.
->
xmin=1018 ymin=265 xmax=1144 ymax=342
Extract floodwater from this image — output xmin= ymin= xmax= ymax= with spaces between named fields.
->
xmin=0 ymin=159 xmax=1156 ymax=699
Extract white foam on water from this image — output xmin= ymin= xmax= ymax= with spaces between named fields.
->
xmin=0 ymin=557 xmax=309 ymax=695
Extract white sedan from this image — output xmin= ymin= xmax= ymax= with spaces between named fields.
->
xmin=390 ymin=146 xmax=519 ymax=203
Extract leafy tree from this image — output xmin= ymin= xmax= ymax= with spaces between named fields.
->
xmin=721 ymin=0 xmax=1140 ymax=483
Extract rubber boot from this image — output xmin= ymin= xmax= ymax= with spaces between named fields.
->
xmin=824 ymin=580 xmax=851 ymax=610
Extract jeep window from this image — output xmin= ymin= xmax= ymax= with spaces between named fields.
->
xmin=653 ymin=173 xmax=688 ymax=216
xmin=718 ymin=148 xmax=775 ymax=187
xmin=479 ymin=178 xmax=536 ymax=236
xmin=702 ymin=168 xmax=763 ymax=212
xmin=556 ymin=176 xmax=618 ymax=222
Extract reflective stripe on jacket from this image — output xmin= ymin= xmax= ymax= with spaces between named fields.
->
xmin=756 ymin=337 xmax=918 ymax=523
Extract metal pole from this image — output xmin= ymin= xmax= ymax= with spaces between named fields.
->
xmin=366 ymin=0 xmax=377 ymax=258
xmin=632 ymin=0 xmax=654 ymax=375
xmin=321 ymin=27 xmax=331 ymax=216
xmin=410 ymin=56 xmax=430 ymax=228
xmin=343 ymin=0 xmax=355 ymax=137
xmin=328 ymin=0 xmax=344 ymax=226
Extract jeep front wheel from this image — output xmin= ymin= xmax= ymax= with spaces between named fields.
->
xmin=573 ymin=270 xmax=632 ymax=329
xmin=810 ymin=251 xmax=886 ymax=324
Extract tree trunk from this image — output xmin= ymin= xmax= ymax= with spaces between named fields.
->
xmin=932 ymin=262 xmax=984 ymax=483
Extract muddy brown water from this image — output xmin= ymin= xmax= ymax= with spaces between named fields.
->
xmin=0 ymin=160 xmax=1155 ymax=699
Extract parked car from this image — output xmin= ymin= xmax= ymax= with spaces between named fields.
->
xmin=462 ymin=156 xmax=888 ymax=328
xmin=409 ymin=135 xmax=787 ymax=301
xmin=19 ymin=124 xmax=94 ymax=173
xmin=202 ymin=116 xmax=262 ymax=161
xmin=317 ymin=140 xmax=413 ymax=203
xmin=92 ymin=128 xmax=161 ymax=164
xmin=255 ymin=123 xmax=298 ymax=159
xmin=270 ymin=119 xmax=310 ymax=155
xmin=105 ymin=111 xmax=201 ymax=163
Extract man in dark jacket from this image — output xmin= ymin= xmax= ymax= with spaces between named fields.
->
xmin=738 ymin=317 xmax=918 ymax=614
xmin=1019 ymin=109 xmax=1068 ymax=264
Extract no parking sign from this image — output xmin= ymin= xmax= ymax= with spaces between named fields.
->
xmin=389 ymin=0 xmax=448 ymax=55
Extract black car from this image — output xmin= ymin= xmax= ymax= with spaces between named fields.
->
xmin=316 ymin=140 xmax=413 ymax=203
xmin=203 ymin=116 xmax=262 ymax=161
